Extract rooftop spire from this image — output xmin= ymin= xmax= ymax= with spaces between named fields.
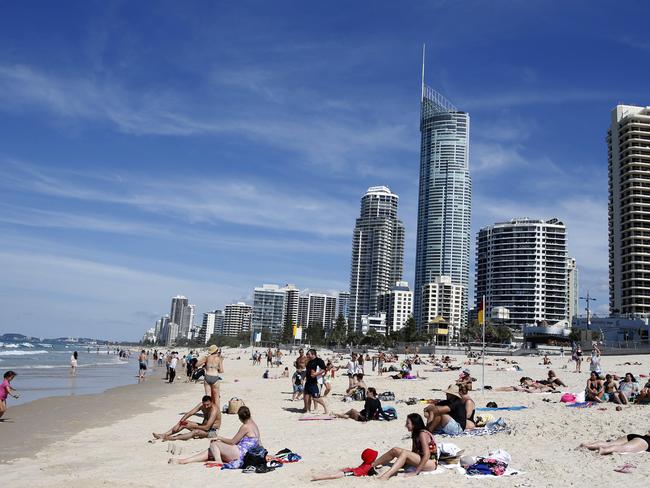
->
xmin=421 ymin=43 xmax=426 ymax=102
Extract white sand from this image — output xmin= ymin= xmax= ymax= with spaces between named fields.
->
xmin=3 ymin=350 xmax=650 ymax=487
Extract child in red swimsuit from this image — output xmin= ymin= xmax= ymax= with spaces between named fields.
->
xmin=311 ymin=449 xmax=378 ymax=480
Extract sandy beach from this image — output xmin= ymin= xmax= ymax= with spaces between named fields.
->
xmin=2 ymin=349 xmax=650 ymax=487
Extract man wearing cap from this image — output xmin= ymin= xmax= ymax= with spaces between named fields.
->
xmin=423 ymin=384 xmax=467 ymax=436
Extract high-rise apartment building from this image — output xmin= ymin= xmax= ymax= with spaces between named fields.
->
xmin=252 ymin=284 xmax=287 ymax=338
xmin=284 ymin=284 xmax=300 ymax=328
xmin=567 ymin=258 xmax=579 ymax=324
xmin=378 ymin=281 xmax=413 ymax=333
xmin=413 ymin=80 xmax=471 ymax=331
xmin=297 ymin=293 xmax=338 ymax=332
xmin=223 ymin=302 xmax=252 ymax=337
xmin=199 ymin=310 xmax=223 ymax=343
xmin=337 ymin=291 xmax=350 ymax=322
xmin=349 ymin=186 xmax=405 ymax=331
xmin=421 ymin=276 xmax=464 ymax=342
xmin=180 ymin=304 xmax=196 ymax=340
xmin=476 ymin=218 xmax=568 ymax=327
xmin=608 ymin=104 xmax=650 ymax=316
xmin=170 ymin=295 xmax=188 ymax=328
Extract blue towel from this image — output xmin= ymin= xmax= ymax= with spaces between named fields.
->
xmin=477 ymin=406 xmax=528 ymax=411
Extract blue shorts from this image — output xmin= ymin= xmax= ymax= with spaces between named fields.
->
xmin=293 ymin=384 xmax=304 ymax=393
xmin=442 ymin=418 xmax=463 ymax=436
xmin=304 ymin=382 xmax=320 ymax=398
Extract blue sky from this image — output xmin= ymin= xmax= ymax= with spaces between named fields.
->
xmin=1 ymin=1 xmax=648 ymax=340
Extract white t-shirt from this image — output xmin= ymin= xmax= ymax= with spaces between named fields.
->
xmin=170 ymin=357 xmax=178 ymax=369
xmin=346 ymin=360 xmax=356 ymax=375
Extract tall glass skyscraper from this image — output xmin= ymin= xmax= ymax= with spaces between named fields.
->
xmin=413 ymin=84 xmax=471 ymax=331
xmin=349 ymin=186 xmax=405 ymax=331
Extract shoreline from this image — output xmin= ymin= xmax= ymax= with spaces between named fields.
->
xmin=0 ymin=369 xmax=193 ymax=463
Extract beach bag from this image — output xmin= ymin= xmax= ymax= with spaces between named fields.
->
xmin=382 ymin=407 xmax=397 ymax=420
xmin=379 ymin=391 xmax=395 ymax=401
xmin=191 ymin=368 xmax=205 ymax=381
xmin=242 ymin=445 xmax=268 ymax=469
xmin=560 ymin=393 xmax=576 ymax=403
xmin=227 ymin=397 xmax=245 ymax=414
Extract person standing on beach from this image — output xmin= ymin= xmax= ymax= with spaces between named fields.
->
xmin=138 ymin=350 xmax=147 ymax=380
xmin=197 ymin=345 xmax=224 ymax=404
xmin=165 ymin=352 xmax=171 ymax=380
xmin=0 ymin=371 xmax=19 ymax=419
xmin=303 ymin=349 xmax=330 ymax=414
xmin=169 ymin=352 xmax=178 ymax=383
xmin=70 ymin=351 xmax=78 ymax=375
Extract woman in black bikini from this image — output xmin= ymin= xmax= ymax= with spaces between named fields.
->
xmin=579 ymin=433 xmax=650 ymax=454
xmin=372 ymin=413 xmax=438 ymax=479
xmin=585 ymin=372 xmax=605 ymax=403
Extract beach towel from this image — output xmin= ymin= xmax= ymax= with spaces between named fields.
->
xmin=566 ymin=402 xmax=594 ymax=408
xmin=477 ymin=406 xmax=528 ymax=412
xmin=463 ymin=466 xmax=524 ymax=478
xmin=436 ymin=424 xmax=510 ymax=438
xmin=299 ymin=414 xmax=336 ymax=420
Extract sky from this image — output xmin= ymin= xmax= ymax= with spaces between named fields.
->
xmin=1 ymin=1 xmax=648 ymax=340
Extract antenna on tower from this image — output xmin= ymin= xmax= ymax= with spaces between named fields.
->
xmin=421 ymin=43 xmax=426 ymax=101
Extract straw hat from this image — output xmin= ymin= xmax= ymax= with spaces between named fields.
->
xmin=207 ymin=345 xmax=218 ymax=354
xmin=443 ymin=384 xmax=462 ymax=398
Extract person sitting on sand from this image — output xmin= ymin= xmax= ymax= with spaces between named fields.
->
xmin=346 ymin=373 xmax=368 ymax=397
xmin=153 ymin=395 xmax=219 ymax=441
xmin=423 ymin=384 xmax=467 ymax=435
xmin=494 ymin=377 xmax=556 ymax=393
xmin=579 ymin=432 xmax=650 ymax=455
xmin=635 ymin=376 xmax=650 ymax=404
xmin=371 ymin=413 xmax=438 ymax=479
xmin=458 ymin=384 xmax=476 ymax=429
xmin=0 ymin=371 xmax=19 ymax=419
xmin=335 ymin=387 xmax=392 ymax=422
xmin=603 ymin=374 xmax=619 ymax=402
xmin=311 ymin=448 xmax=378 ymax=480
xmin=170 ymin=406 xmax=261 ymax=467
xmin=585 ymin=372 xmax=605 ymax=403
xmin=615 ymin=372 xmax=640 ymax=404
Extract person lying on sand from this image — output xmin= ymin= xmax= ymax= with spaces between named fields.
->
xmin=372 ymin=413 xmax=438 ymax=479
xmin=335 ymin=388 xmax=392 ymax=422
xmin=494 ymin=377 xmax=556 ymax=393
xmin=541 ymin=370 xmax=567 ymax=387
xmin=311 ymin=448 xmax=378 ymax=480
xmin=169 ymin=406 xmax=261 ymax=467
xmin=152 ymin=395 xmax=219 ymax=441
xmin=579 ymin=433 xmax=650 ymax=455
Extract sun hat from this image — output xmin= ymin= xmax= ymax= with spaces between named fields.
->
xmin=443 ymin=384 xmax=462 ymax=398
xmin=208 ymin=345 xmax=218 ymax=354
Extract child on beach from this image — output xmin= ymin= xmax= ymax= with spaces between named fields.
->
xmin=311 ymin=448 xmax=378 ymax=480
xmin=0 ymin=371 xmax=19 ymax=419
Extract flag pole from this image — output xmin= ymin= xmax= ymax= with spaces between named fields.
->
xmin=481 ymin=295 xmax=486 ymax=393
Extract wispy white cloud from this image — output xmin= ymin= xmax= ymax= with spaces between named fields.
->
xmin=0 ymin=63 xmax=416 ymax=177
xmin=0 ymin=160 xmax=359 ymax=237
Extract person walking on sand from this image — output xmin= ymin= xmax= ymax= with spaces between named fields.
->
xmin=169 ymin=352 xmax=178 ymax=383
xmin=70 ymin=351 xmax=78 ymax=375
xmin=138 ymin=350 xmax=147 ymax=380
xmin=1 ymin=371 xmax=19 ymax=419
xmin=303 ymin=349 xmax=330 ymax=414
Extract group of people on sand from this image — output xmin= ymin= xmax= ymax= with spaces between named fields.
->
xmin=586 ymin=371 xmax=650 ymax=404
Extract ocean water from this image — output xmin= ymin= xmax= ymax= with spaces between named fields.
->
xmin=0 ymin=342 xmax=146 ymax=406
